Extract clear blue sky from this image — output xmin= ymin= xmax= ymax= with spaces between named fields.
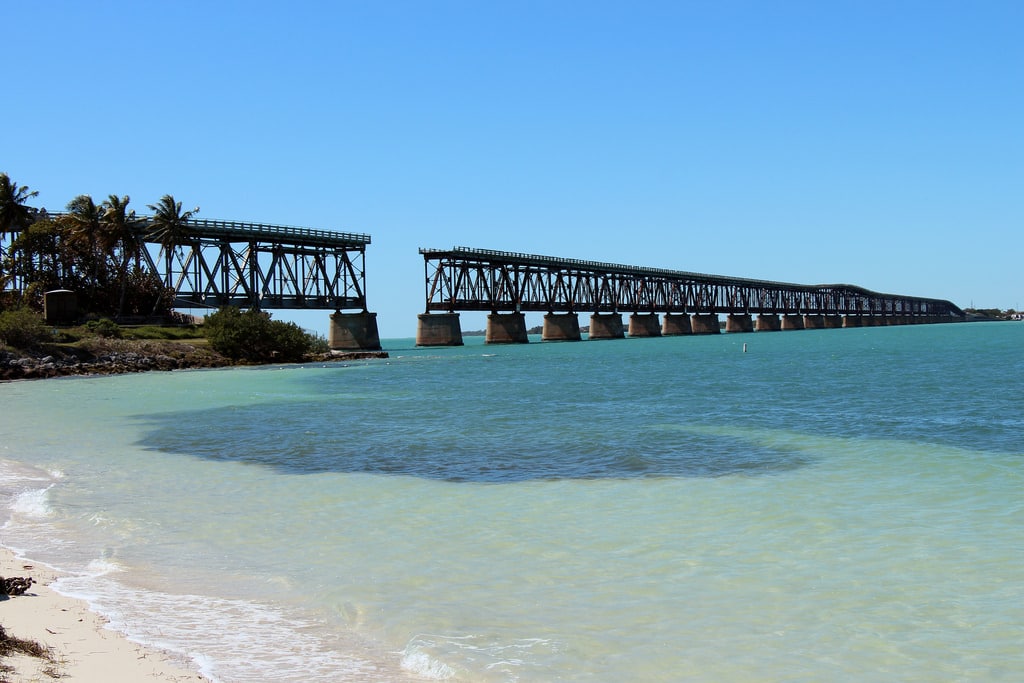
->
xmin=6 ymin=1 xmax=1022 ymax=337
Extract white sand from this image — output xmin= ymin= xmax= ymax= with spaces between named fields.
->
xmin=0 ymin=546 xmax=209 ymax=682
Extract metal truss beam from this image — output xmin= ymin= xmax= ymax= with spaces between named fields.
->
xmin=2 ymin=217 xmax=371 ymax=311
xmin=420 ymin=247 xmax=964 ymax=318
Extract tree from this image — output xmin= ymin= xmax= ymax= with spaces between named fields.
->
xmin=146 ymin=195 xmax=199 ymax=317
xmin=0 ymin=174 xmax=39 ymax=297
xmin=60 ymin=195 xmax=109 ymax=307
xmin=146 ymin=194 xmax=199 ymax=258
xmin=101 ymin=195 xmax=144 ymax=316
xmin=203 ymin=306 xmax=314 ymax=363
xmin=1 ymin=219 xmax=67 ymax=299
xmin=0 ymin=173 xmax=38 ymax=237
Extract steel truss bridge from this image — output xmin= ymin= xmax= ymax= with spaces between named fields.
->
xmin=2 ymin=216 xmax=371 ymax=311
xmin=420 ymin=247 xmax=964 ymax=319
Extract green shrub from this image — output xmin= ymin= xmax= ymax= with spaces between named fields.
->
xmin=307 ymin=331 xmax=330 ymax=354
xmin=202 ymin=306 xmax=314 ymax=363
xmin=0 ymin=308 xmax=53 ymax=350
xmin=84 ymin=318 xmax=122 ymax=338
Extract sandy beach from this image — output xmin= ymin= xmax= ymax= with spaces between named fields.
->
xmin=0 ymin=546 xmax=207 ymax=682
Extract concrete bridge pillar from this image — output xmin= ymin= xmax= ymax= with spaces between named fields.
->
xmin=329 ymin=311 xmax=382 ymax=351
xmin=756 ymin=314 xmax=780 ymax=331
xmin=588 ymin=313 xmax=625 ymax=340
xmin=823 ymin=315 xmax=843 ymax=328
xmin=662 ymin=313 xmax=692 ymax=335
xmin=726 ymin=314 xmax=754 ymax=333
xmin=843 ymin=315 xmax=864 ymax=327
xmin=416 ymin=313 xmax=464 ymax=346
xmin=628 ymin=313 xmax=661 ymax=337
xmin=542 ymin=313 xmax=582 ymax=341
xmin=690 ymin=314 xmax=720 ymax=334
xmin=781 ymin=314 xmax=805 ymax=330
xmin=803 ymin=315 xmax=825 ymax=329
xmin=486 ymin=312 xmax=529 ymax=344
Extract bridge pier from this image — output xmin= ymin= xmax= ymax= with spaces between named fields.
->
xmin=329 ymin=311 xmax=382 ymax=351
xmin=726 ymin=314 xmax=754 ymax=333
xmin=781 ymin=314 xmax=805 ymax=330
xmin=690 ymin=314 xmax=720 ymax=334
xmin=662 ymin=313 xmax=692 ymax=335
xmin=416 ymin=313 xmax=464 ymax=346
xmin=542 ymin=313 xmax=582 ymax=341
xmin=588 ymin=313 xmax=625 ymax=340
xmin=843 ymin=315 xmax=864 ymax=327
xmin=803 ymin=315 xmax=824 ymax=329
xmin=628 ymin=313 xmax=661 ymax=337
xmin=756 ymin=314 xmax=780 ymax=331
xmin=486 ymin=312 xmax=529 ymax=344
xmin=823 ymin=315 xmax=843 ymax=328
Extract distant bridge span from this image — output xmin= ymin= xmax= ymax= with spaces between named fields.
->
xmin=417 ymin=247 xmax=964 ymax=345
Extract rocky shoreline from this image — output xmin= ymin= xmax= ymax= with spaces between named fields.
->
xmin=0 ymin=339 xmax=388 ymax=381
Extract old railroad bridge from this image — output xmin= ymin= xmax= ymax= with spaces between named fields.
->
xmin=2 ymin=216 xmax=965 ymax=350
xmin=416 ymin=247 xmax=965 ymax=346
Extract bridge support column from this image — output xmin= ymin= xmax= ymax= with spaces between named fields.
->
xmin=781 ymin=314 xmax=805 ymax=330
xmin=542 ymin=313 xmax=581 ymax=341
xmin=756 ymin=314 xmax=780 ymax=331
xmin=416 ymin=313 xmax=463 ymax=346
xmin=588 ymin=313 xmax=625 ymax=340
xmin=662 ymin=313 xmax=692 ymax=335
xmin=690 ymin=314 xmax=720 ymax=334
xmin=628 ymin=313 xmax=661 ymax=337
xmin=843 ymin=315 xmax=864 ymax=327
xmin=823 ymin=315 xmax=843 ymax=328
xmin=486 ymin=312 xmax=529 ymax=344
xmin=726 ymin=314 xmax=753 ymax=333
xmin=329 ymin=311 xmax=382 ymax=351
xmin=803 ymin=315 xmax=825 ymax=329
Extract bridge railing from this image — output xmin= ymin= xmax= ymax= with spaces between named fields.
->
xmin=184 ymin=218 xmax=370 ymax=247
xmin=31 ymin=212 xmax=371 ymax=247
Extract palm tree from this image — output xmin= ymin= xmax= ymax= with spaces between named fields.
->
xmin=0 ymin=173 xmax=39 ymax=290
xmin=146 ymin=195 xmax=199 ymax=316
xmin=101 ymin=194 xmax=143 ymax=317
xmin=0 ymin=172 xmax=39 ymax=236
xmin=61 ymin=194 xmax=107 ymax=293
xmin=146 ymin=194 xmax=199 ymax=257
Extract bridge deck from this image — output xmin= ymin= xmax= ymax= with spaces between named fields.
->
xmin=163 ymin=218 xmax=370 ymax=248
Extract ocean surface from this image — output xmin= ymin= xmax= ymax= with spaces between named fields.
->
xmin=1 ymin=321 xmax=1022 ymax=682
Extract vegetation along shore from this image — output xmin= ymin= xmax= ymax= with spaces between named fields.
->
xmin=0 ymin=312 xmax=386 ymax=382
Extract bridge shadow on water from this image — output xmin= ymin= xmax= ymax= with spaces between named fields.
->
xmin=137 ymin=401 xmax=812 ymax=483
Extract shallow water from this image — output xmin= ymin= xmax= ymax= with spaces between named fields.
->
xmin=2 ymin=322 xmax=1022 ymax=681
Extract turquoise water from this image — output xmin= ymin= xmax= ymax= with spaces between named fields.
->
xmin=1 ymin=322 xmax=1022 ymax=682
